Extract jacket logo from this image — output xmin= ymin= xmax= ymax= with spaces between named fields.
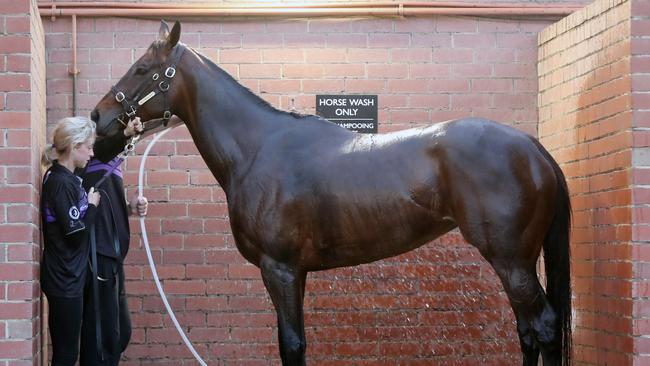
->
xmin=69 ymin=206 xmax=80 ymax=220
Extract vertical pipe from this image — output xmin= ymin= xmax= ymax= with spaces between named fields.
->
xmin=40 ymin=296 xmax=48 ymax=366
xmin=71 ymin=14 xmax=78 ymax=116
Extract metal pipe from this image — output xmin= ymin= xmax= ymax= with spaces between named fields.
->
xmin=38 ymin=1 xmax=584 ymax=10
xmin=70 ymin=14 xmax=78 ymax=116
xmin=41 ymin=296 xmax=47 ymax=366
xmin=40 ymin=7 xmax=578 ymax=18
xmin=43 ymin=7 xmax=397 ymax=17
xmin=39 ymin=3 xmax=580 ymax=18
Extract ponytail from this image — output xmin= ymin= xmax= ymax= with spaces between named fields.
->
xmin=41 ymin=143 xmax=57 ymax=167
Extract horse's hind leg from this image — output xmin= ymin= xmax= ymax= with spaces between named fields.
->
xmin=260 ymin=256 xmax=307 ymax=366
xmin=457 ymin=214 xmax=559 ymax=365
xmin=489 ymin=260 xmax=559 ymax=366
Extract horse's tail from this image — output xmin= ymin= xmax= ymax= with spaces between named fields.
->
xmin=534 ymin=139 xmax=572 ymax=365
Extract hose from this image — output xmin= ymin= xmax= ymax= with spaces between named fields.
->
xmin=137 ymin=128 xmax=208 ymax=365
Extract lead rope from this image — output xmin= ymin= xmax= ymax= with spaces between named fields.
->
xmin=137 ymin=129 xmax=208 ymax=365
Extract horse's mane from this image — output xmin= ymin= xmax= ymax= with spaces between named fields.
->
xmin=187 ymin=46 xmax=311 ymax=121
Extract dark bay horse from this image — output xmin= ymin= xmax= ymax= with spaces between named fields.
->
xmin=91 ymin=21 xmax=571 ymax=366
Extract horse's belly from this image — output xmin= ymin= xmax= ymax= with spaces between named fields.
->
xmin=304 ymin=213 xmax=457 ymax=271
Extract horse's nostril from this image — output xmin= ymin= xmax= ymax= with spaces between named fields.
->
xmin=90 ymin=109 xmax=99 ymax=122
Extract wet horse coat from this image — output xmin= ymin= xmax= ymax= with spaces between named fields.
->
xmin=92 ymin=21 xmax=571 ymax=365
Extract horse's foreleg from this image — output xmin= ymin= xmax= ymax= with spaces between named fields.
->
xmin=260 ymin=256 xmax=308 ymax=366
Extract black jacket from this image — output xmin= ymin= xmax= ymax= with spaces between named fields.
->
xmin=41 ymin=162 xmax=98 ymax=297
xmin=77 ymin=132 xmax=131 ymax=261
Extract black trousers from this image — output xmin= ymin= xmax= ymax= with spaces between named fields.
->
xmin=48 ymin=294 xmax=83 ymax=366
xmin=79 ymin=255 xmax=132 ymax=366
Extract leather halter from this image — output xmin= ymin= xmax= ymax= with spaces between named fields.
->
xmin=110 ymin=43 xmax=185 ymax=129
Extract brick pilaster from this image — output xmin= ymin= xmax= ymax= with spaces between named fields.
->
xmin=0 ymin=0 xmax=46 ymax=365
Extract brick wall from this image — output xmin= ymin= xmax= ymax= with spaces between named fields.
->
xmin=631 ymin=0 xmax=650 ymax=364
xmin=40 ymin=4 xmax=580 ymax=365
xmin=538 ymin=0 xmax=650 ymax=364
xmin=0 ymin=0 xmax=46 ymax=365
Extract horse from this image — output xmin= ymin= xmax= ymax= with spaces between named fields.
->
xmin=91 ymin=21 xmax=571 ymax=366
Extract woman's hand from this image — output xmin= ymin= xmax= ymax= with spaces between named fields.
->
xmin=129 ymin=194 xmax=148 ymax=216
xmin=123 ymin=117 xmax=144 ymax=137
xmin=88 ymin=187 xmax=100 ymax=207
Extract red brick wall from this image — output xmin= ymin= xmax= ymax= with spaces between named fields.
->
xmin=0 ymin=0 xmax=46 ymax=364
xmin=538 ymin=0 xmax=644 ymax=363
xmin=41 ymin=5 xmax=577 ymax=365
xmin=631 ymin=0 xmax=650 ymax=364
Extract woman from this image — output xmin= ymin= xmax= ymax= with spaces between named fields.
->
xmin=41 ymin=116 xmax=99 ymax=366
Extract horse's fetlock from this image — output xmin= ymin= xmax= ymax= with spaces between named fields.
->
xmin=285 ymin=336 xmax=306 ymax=356
xmin=533 ymin=307 xmax=558 ymax=345
xmin=516 ymin=324 xmax=535 ymax=348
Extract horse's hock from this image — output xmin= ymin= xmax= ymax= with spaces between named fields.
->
xmin=0 ymin=0 xmax=648 ymax=365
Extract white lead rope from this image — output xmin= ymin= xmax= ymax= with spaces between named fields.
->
xmin=137 ymin=128 xmax=208 ymax=366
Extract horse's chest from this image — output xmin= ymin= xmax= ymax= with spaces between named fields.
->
xmin=228 ymin=192 xmax=285 ymax=234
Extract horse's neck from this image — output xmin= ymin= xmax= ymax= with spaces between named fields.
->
xmin=179 ymin=58 xmax=288 ymax=191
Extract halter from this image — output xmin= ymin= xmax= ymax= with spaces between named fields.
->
xmin=110 ymin=43 xmax=185 ymax=129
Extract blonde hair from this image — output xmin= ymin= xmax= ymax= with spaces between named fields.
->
xmin=42 ymin=116 xmax=96 ymax=166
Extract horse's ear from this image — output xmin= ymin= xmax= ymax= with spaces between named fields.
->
xmin=159 ymin=20 xmax=170 ymax=41
xmin=167 ymin=21 xmax=181 ymax=48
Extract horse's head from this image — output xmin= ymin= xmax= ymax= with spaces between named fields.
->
xmin=91 ymin=20 xmax=184 ymax=138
